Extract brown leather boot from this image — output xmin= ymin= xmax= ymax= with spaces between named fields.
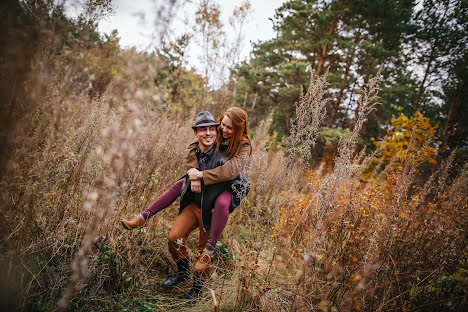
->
xmin=121 ymin=215 xmax=146 ymax=230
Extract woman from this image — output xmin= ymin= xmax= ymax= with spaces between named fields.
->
xmin=122 ymin=107 xmax=252 ymax=257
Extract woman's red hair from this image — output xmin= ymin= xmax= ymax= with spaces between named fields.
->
xmin=216 ymin=107 xmax=252 ymax=159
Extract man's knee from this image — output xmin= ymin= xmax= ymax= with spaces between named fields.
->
xmin=167 ymin=232 xmax=183 ymax=245
xmin=167 ymin=233 xmax=188 ymax=261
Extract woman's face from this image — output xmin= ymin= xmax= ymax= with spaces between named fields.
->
xmin=221 ymin=115 xmax=233 ymax=139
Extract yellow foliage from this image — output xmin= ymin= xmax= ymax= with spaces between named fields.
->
xmin=372 ymin=111 xmax=438 ymax=169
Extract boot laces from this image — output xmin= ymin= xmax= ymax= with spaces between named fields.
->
xmin=199 ymin=253 xmax=211 ymax=264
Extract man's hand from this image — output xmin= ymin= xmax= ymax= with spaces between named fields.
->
xmin=191 ymin=179 xmax=201 ymax=193
xmin=188 ymin=168 xmax=203 ymax=181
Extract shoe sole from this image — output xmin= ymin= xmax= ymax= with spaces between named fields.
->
xmin=161 ymin=276 xmax=190 ymax=289
xmin=121 ymin=221 xmax=131 ymax=230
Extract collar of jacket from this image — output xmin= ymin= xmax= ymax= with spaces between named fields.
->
xmin=196 ymin=145 xmax=216 ymax=159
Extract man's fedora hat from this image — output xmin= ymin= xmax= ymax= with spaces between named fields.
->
xmin=192 ymin=111 xmax=220 ymax=130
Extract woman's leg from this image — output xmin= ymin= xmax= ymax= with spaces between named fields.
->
xmin=140 ymin=178 xmax=184 ymax=221
xmin=193 ymin=190 xmax=232 ymax=281
xmin=205 ymin=190 xmax=232 ymax=252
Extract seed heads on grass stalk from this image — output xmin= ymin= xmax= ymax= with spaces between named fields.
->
xmin=284 ymin=72 xmax=329 ymax=168
xmin=290 ymin=71 xmax=383 ymax=240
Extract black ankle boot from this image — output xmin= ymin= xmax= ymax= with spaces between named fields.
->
xmin=162 ymin=258 xmax=190 ymax=288
xmin=182 ymin=277 xmax=204 ymax=302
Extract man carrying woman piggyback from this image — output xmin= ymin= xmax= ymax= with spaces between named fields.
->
xmin=122 ymin=108 xmax=252 ymax=301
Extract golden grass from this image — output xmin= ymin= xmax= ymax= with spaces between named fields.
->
xmin=1 ymin=10 xmax=467 ymax=312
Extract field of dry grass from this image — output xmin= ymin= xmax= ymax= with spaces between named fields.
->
xmin=1 ymin=4 xmax=467 ymax=311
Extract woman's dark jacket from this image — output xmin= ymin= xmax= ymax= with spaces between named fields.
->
xmin=179 ymin=146 xmax=249 ymax=231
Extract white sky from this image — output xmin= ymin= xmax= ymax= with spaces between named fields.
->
xmin=94 ymin=0 xmax=287 ymax=67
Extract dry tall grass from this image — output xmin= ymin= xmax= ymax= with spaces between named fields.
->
xmin=1 ymin=3 xmax=467 ymax=312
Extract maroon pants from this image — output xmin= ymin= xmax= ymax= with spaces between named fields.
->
xmin=140 ymin=178 xmax=232 ymax=252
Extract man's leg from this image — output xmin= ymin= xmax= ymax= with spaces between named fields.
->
xmin=167 ymin=203 xmax=199 ymax=260
xmin=183 ymin=205 xmax=211 ymax=300
xmin=163 ymin=203 xmax=199 ymax=288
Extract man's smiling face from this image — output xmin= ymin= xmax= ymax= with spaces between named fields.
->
xmin=194 ymin=125 xmax=217 ymax=151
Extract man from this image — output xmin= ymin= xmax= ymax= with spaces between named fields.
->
xmin=162 ymin=111 xmax=244 ymax=301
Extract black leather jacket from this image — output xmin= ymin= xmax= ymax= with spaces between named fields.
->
xmin=179 ymin=146 xmax=249 ymax=230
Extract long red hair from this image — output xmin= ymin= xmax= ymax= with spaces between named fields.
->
xmin=216 ymin=107 xmax=252 ymax=158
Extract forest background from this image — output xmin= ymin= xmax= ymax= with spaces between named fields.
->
xmin=0 ymin=0 xmax=467 ymax=311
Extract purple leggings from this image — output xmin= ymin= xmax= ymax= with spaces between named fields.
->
xmin=140 ymin=178 xmax=231 ymax=252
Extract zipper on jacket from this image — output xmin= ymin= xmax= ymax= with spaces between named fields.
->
xmin=201 ymin=186 xmax=206 ymax=232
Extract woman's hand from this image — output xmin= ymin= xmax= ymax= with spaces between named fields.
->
xmin=188 ymin=168 xmax=203 ymax=181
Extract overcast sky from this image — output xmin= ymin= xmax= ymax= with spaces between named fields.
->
xmin=92 ymin=0 xmax=287 ymax=67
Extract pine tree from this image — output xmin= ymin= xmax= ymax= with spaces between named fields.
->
xmin=232 ymin=0 xmax=415 ymax=139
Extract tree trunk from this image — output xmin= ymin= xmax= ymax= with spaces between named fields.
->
xmin=443 ymin=79 xmax=464 ymax=149
xmin=171 ymin=68 xmax=182 ymax=104
xmin=221 ymin=84 xmax=230 ymax=110
xmin=251 ymin=92 xmax=258 ymax=110
xmin=413 ymin=2 xmax=451 ymax=112
xmin=413 ymin=47 xmax=435 ymax=111
xmin=232 ymin=78 xmax=237 ymax=99
xmin=329 ymin=56 xmax=352 ymax=125
xmin=310 ymin=54 xmax=316 ymax=72
xmin=242 ymin=91 xmax=248 ymax=108
xmin=316 ymin=18 xmax=338 ymax=76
